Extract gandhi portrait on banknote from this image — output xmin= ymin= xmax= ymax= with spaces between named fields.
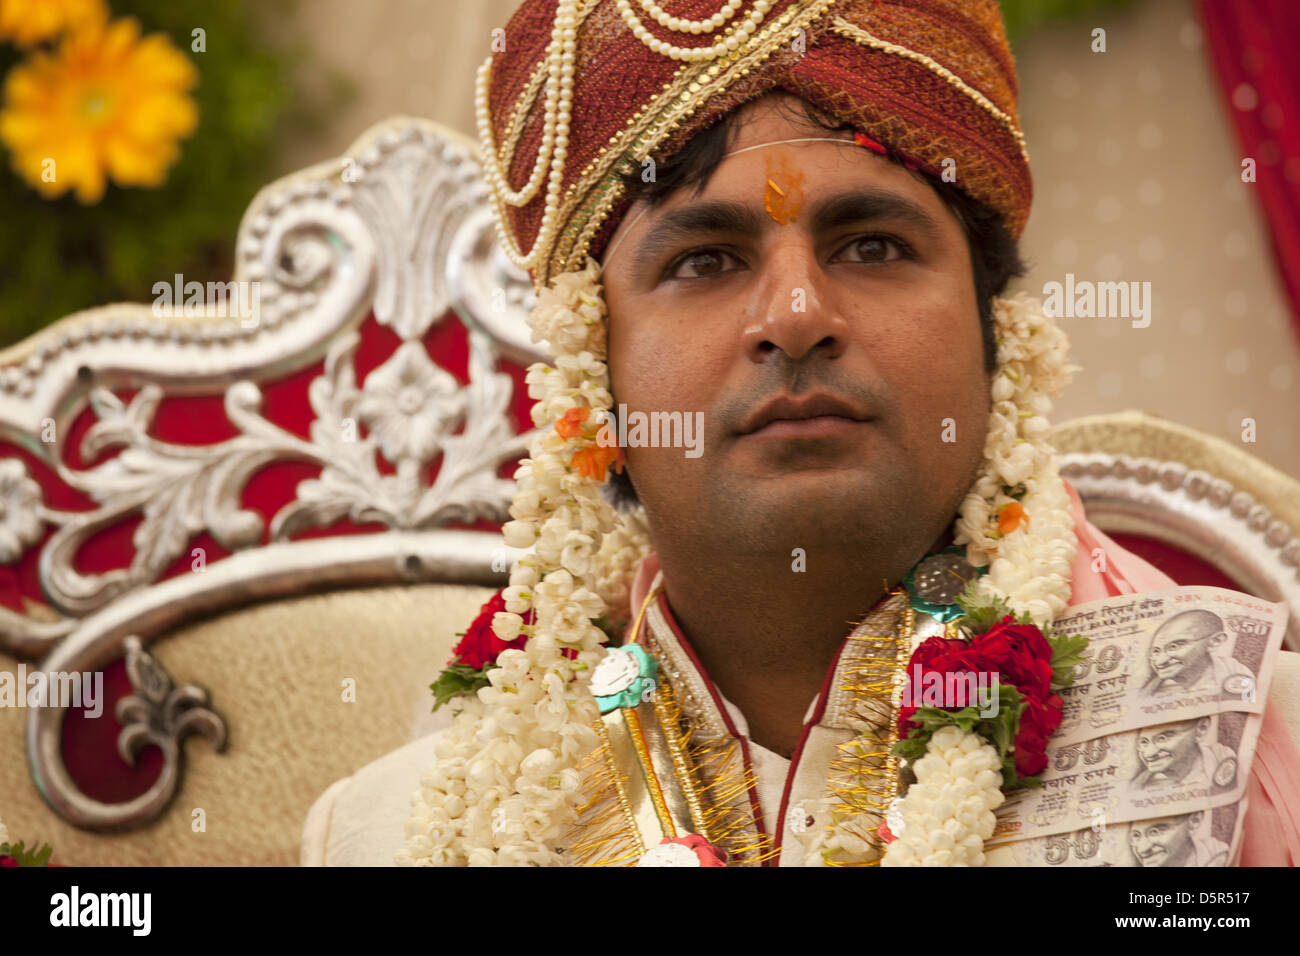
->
xmin=1127 ymin=811 xmax=1231 ymax=867
xmin=1140 ymin=609 xmax=1254 ymax=699
xmin=1131 ymin=715 xmax=1238 ymax=792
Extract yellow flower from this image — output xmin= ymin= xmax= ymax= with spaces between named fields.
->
xmin=0 ymin=16 xmax=199 ymax=203
xmin=0 ymin=0 xmax=106 ymax=47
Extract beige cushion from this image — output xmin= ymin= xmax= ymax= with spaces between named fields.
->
xmin=0 ymin=582 xmax=493 ymax=866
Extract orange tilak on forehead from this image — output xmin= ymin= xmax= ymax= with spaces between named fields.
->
xmin=762 ymin=152 xmax=807 ymax=225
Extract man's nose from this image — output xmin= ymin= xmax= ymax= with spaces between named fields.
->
xmin=740 ymin=246 xmax=850 ymax=363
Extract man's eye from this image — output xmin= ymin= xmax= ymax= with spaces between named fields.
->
xmin=666 ymin=248 xmax=741 ymax=279
xmin=835 ymin=234 xmax=908 ymax=264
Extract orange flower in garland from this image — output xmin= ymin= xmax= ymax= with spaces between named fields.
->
xmin=555 ymin=405 xmax=625 ymax=481
xmin=0 ymin=16 xmax=199 ymax=203
xmin=997 ymin=500 xmax=1027 ymax=535
xmin=572 ymin=443 xmax=625 ymax=481
xmin=554 ymin=406 xmax=590 ymax=439
xmin=0 ymin=0 xmax=105 ymax=47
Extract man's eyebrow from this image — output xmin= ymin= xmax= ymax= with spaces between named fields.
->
xmin=808 ymin=189 xmax=944 ymax=240
xmin=632 ymin=198 xmax=766 ymax=267
xmin=630 ymin=187 xmax=944 ymax=273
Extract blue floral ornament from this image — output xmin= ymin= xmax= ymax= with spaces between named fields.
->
xmin=902 ymin=546 xmax=987 ymax=624
xmin=590 ymin=644 xmax=659 ymax=714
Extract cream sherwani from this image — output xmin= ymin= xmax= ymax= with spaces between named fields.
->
xmin=301 ymin=479 xmax=1300 ymax=865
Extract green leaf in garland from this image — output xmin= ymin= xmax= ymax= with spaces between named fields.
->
xmin=892 ymin=682 xmax=1044 ymax=791
xmin=0 ymin=840 xmax=54 ymax=867
xmin=1046 ymin=631 xmax=1090 ymax=689
xmin=594 ymin=613 xmax=626 ymax=647
xmin=952 ymin=577 xmax=1032 ymax=633
xmin=430 ymin=663 xmax=493 ymax=712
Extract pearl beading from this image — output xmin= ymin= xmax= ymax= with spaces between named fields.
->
xmin=635 ymin=0 xmax=745 ymax=35
xmin=476 ymin=0 xmax=580 ymax=269
xmin=616 ymin=0 xmax=772 ymax=61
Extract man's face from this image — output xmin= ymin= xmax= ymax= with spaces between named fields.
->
xmin=1136 ymin=719 xmax=1206 ymax=779
xmin=600 ymin=94 xmax=990 ymax=563
xmin=1149 ymin=618 xmax=1216 ymax=684
xmin=1129 ymin=814 xmax=1198 ymax=867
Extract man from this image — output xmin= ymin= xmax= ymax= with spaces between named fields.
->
xmin=597 ymin=89 xmax=994 ymax=759
xmin=302 ymin=0 xmax=1300 ymax=866
xmin=1142 ymin=609 xmax=1255 ymax=699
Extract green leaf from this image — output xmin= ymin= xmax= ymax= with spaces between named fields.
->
xmin=997 ymin=0 xmax=1140 ymax=47
xmin=594 ymin=613 xmax=625 ymax=647
xmin=1047 ymin=631 xmax=1090 ymax=689
xmin=0 ymin=840 xmax=54 ymax=867
xmin=952 ymin=577 xmax=1022 ymax=634
xmin=430 ymin=663 xmax=492 ymax=711
xmin=893 ymin=682 xmax=1033 ymax=787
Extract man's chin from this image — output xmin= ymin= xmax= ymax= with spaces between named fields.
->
xmin=728 ymin=466 xmax=883 ymax=506
xmin=708 ymin=469 xmax=896 ymax=537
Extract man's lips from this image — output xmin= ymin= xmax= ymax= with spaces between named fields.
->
xmin=745 ymin=416 xmax=869 ymax=439
xmin=737 ymin=392 xmax=873 ymax=437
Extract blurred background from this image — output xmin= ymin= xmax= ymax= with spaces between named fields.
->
xmin=0 ymin=0 xmax=1296 ymax=477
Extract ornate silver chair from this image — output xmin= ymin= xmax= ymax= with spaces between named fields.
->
xmin=1 ymin=118 xmax=1297 ymax=866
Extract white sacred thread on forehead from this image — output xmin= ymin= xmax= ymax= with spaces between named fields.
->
xmin=599 ymin=135 xmax=863 ymax=268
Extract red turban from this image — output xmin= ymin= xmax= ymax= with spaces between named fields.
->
xmin=479 ymin=0 xmax=1030 ymax=289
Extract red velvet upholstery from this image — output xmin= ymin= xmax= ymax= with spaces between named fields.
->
xmin=4 ymin=310 xmax=533 ymax=806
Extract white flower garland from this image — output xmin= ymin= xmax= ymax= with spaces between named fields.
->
xmin=880 ymin=725 xmax=1004 ymax=866
xmin=954 ymin=291 xmax=1080 ymax=624
xmin=399 ymin=260 xmax=1078 ymax=867
xmin=398 ymin=258 xmax=624 ymax=866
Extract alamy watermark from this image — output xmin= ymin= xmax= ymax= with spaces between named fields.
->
xmin=901 ymin=666 xmax=1000 ymax=718
xmin=152 ymin=274 xmax=261 ymax=328
xmin=0 ymin=665 xmax=104 ymax=718
xmin=592 ymin=405 xmax=704 ymax=459
xmin=50 ymin=886 xmax=150 ymax=935
xmin=1042 ymin=273 xmax=1152 ymax=328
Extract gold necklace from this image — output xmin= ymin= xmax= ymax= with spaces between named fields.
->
xmin=563 ymin=585 xmax=774 ymax=865
xmin=563 ymin=583 xmax=919 ymax=866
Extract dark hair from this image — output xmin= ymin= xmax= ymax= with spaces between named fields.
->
xmin=602 ymin=96 xmax=1025 ymax=509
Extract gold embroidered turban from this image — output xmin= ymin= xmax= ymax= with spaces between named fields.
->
xmin=478 ymin=0 xmax=1031 ymax=289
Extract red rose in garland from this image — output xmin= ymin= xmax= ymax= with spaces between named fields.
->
xmin=897 ymin=635 xmax=980 ymax=735
xmin=893 ymin=598 xmax=1086 ymax=791
xmin=447 ymin=591 xmax=534 ymax=670
xmin=1011 ymin=692 xmax=1065 ymax=777
xmin=967 ymin=616 xmax=1056 ymax=702
xmin=431 ymin=590 xmax=537 ymax=710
